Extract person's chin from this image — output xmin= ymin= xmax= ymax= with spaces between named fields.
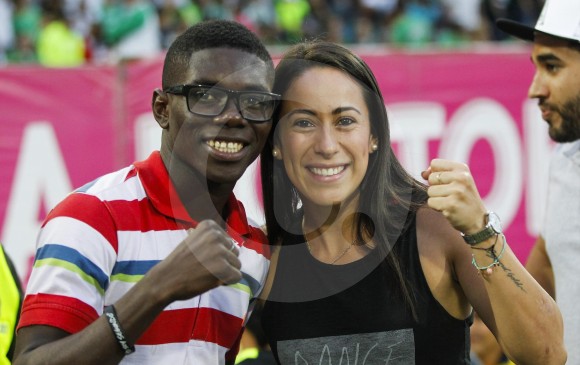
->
xmin=548 ymin=127 xmax=567 ymax=142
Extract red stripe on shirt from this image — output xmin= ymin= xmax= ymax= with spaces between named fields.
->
xmin=124 ymin=168 xmax=137 ymax=181
xmin=18 ymin=293 xmax=99 ymax=334
xmin=106 ymin=199 xmax=268 ymax=258
xmin=226 ymin=330 xmax=243 ymax=361
xmin=20 ymin=295 xmax=243 ymax=351
xmin=191 ymin=307 xmax=243 ymax=348
xmin=137 ymin=307 xmax=243 ymax=349
xmin=243 ymin=228 xmax=270 ymax=258
xmin=105 ymin=198 xmax=185 ymax=232
xmin=43 ymin=194 xmax=119 ymax=252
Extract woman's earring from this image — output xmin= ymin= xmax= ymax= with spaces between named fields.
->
xmin=272 ymin=149 xmax=279 ymax=158
xmin=370 ymin=136 xmax=378 ymax=153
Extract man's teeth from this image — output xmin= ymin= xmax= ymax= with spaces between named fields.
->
xmin=207 ymin=140 xmax=244 ymax=153
xmin=310 ymin=166 xmax=345 ymax=176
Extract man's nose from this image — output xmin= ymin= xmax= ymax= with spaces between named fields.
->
xmin=213 ymin=98 xmax=244 ymax=126
xmin=528 ymin=71 xmax=549 ymax=100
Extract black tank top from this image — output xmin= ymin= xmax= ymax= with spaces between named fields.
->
xmin=262 ymin=215 xmax=472 ymax=364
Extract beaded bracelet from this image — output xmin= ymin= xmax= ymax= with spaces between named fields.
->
xmin=470 ymin=233 xmax=500 ymax=253
xmin=471 ymin=234 xmax=506 ymax=276
xmin=104 ymin=305 xmax=135 ymax=355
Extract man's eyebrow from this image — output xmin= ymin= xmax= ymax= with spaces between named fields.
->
xmin=190 ymin=80 xmax=270 ymax=92
xmin=534 ymin=53 xmax=563 ymax=63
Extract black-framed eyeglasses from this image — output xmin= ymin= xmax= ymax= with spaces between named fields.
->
xmin=164 ymin=84 xmax=280 ymax=122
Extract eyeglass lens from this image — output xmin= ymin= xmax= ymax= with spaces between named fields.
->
xmin=187 ymin=86 xmax=275 ymax=121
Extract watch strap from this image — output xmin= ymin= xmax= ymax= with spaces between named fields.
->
xmin=461 ymin=226 xmax=497 ymax=245
xmin=461 ymin=212 xmax=501 ymax=245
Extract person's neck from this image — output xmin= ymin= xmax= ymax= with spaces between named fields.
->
xmin=302 ymin=201 xmax=361 ymax=261
xmin=161 ymin=152 xmax=234 ymax=225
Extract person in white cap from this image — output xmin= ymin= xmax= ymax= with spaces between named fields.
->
xmin=497 ymin=1 xmax=580 ymax=363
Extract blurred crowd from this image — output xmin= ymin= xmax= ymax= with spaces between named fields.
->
xmin=0 ymin=0 xmax=544 ymax=67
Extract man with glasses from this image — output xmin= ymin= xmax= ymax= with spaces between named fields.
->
xmin=14 ymin=20 xmax=277 ymax=365
xmin=497 ymin=1 xmax=580 ymax=363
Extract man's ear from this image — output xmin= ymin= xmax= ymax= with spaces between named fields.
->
xmin=152 ymin=88 xmax=169 ymax=129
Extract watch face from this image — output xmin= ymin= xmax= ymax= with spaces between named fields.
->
xmin=488 ymin=212 xmax=502 ymax=233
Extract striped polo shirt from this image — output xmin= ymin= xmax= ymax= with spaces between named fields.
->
xmin=18 ymin=151 xmax=270 ymax=364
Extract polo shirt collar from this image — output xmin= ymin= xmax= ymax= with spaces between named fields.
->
xmin=133 ymin=151 xmax=250 ymax=239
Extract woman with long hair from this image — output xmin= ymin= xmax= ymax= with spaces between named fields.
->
xmin=259 ymin=40 xmax=565 ymax=364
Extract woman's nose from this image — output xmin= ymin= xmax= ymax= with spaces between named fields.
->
xmin=313 ymin=126 xmax=339 ymax=158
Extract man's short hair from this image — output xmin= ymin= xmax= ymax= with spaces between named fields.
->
xmin=162 ymin=20 xmax=274 ymax=88
xmin=568 ymin=40 xmax=580 ymax=53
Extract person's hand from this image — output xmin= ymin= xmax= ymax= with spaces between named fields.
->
xmin=421 ymin=159 xmax=487 ymax=235
xmin=148 ymin=220 xmax=242 ymax=303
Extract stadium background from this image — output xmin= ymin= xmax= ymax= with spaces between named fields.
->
xmin=0 ymin=0 xmax=550 ymax=282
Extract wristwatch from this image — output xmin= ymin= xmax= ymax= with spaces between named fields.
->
xmin=461 ymin=211 xmax=502 ymax=245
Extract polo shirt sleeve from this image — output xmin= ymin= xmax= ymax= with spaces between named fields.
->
xmin=18 ymin=192 xmax=118 ymax=334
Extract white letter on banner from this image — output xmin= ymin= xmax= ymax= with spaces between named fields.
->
xmin=389 ymin=102 xmax=446 ymax=179
xmin=439 ymin=98 xmax=522 ymax=227
xmin=523 ymin=99 xmax=553 ymax=236
xmin=2 ymin=122 xmax=72 ymax=279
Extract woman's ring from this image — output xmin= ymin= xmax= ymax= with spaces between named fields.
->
xmin=229 ymin=240 xmax=236 ymax=252
xmin=437 ymin=173 xmax=442 ymax=184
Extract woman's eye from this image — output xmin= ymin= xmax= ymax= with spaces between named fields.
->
xmin=337 ymin=117 xmax=355 ymax=126
xmin=294 ymin=119 xmax=313 ymax=128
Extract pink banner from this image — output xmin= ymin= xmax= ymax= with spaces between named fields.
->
xmin=0 ymin=48 xmax=550 ymax=280
xmin=364 ymin=51 xmax=552 ymax=260
xmin=0 ymin=65 xmax=120 ymax=280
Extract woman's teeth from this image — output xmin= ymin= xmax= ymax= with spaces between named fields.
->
xmin=207 ymin=140 xmax=243 ymax=153
xmin=310 ymin=166 xmax=345 ymax=176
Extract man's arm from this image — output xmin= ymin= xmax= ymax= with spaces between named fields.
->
xmin=525 ymin=235 xmax=555 ymax=299
xmin=13 ymin=220 xmax=242 ymax=365
xmin=14 ymin=269 xmax=181 ymax=365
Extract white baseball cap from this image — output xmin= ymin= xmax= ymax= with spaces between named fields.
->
xmin=497 ymin=0 xmax=580 ymax=44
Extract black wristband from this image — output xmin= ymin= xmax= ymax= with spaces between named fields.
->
xmin=104 ymin=305 xmax=135 ymax=355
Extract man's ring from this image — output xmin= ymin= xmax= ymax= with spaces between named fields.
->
xmin=229 ymin=240 xmax=236 ymax=252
